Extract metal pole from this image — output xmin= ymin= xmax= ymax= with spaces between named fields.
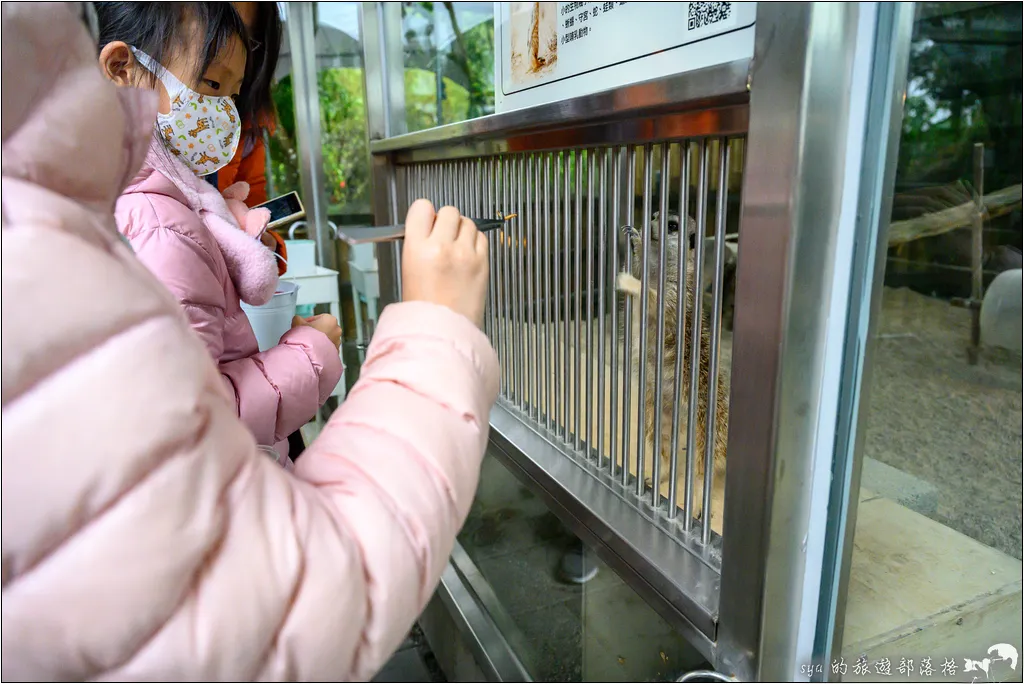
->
xmin=288 ymin=2 xmax=335 ymax=270
xmin=968 ymin=142 xmax=985 ymax=364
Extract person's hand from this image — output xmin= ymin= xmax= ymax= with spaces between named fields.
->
xmin=291 ymin=314 xmax=342 ymax=350
xmin=401 ymin=199 xmax=489 ymax=328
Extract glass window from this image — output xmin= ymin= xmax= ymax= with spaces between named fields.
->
xmin=266 ymin=3 xmax=301 ymax=202
xmin=457 ymin=452 xmax=709 ymax=682
xmin=400 ymin=1 xmax=496 ymax=132
xmin=271 ymin=3 xmax=372 ymax=220
xmin=840 ymin=3 xmax=1022 ymax=678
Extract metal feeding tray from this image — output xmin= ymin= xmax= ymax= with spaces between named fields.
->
xmin=335 ymin=215 xmax=515 ymax=246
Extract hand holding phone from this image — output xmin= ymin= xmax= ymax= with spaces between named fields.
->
xmin=255 ymin=191 xmax=306 ymax=231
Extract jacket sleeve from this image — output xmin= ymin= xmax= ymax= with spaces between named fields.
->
xmin=123 ymin=304 xmax=496 ymax=681
xmin=127 ymin=216 xmax=341 ymax=445
xmin=1 ymin=187 xmax=500 ymax=681
xmin=219 ymin=324 xmax=343 ymax=444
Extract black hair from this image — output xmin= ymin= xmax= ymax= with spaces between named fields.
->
xmin=235 ymin=2 xmax=283 ymax=142
xmin=80 ymin=2 xmax=100 ymax=43
xmin=94 ymin=2 xmax=248 ymax=91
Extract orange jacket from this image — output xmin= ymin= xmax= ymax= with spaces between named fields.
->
xmin=218 ymin=128 xmax=288 ymax=275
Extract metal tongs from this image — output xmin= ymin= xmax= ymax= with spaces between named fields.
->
xmin=334 ymin=213 xmax=517 ymax=246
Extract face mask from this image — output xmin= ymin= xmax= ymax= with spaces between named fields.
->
xmin=130 ymin=47 xmax=240 ymax=176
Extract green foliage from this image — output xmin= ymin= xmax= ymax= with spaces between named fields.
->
xmin=404 ymin=69 xmax=471 ymax=132
xmin=897 ymin=3 xmax=1022 ymax=192
xmin=269 ymin=69 xmax=371 ymax=215
xmin=268 ymin=75 xmax=300 ymax=200
xmin=318 ymin=68 xmax=370 ymax=213
xmin=402 ymin=1 xmax=495 ymax=130
xmin=268 ymin=2 xmax=499 ymax=214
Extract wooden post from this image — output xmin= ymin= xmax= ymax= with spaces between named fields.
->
xmin=968 ymin=143 xmax=984 ymax=364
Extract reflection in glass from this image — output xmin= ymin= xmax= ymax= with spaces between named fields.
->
xmin=401 ymin=1 xmax=495 ymax=132
xmin=458 ymin=453 xmax=707 ymax=682
xmin=271 ymin=2 xmax=371 ymax=218
xmin=842 ymin=3 xmax=1022 ymax=679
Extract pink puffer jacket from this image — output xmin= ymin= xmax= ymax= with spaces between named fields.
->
xmin=0 ymin=3 xmax=499 ymax=681
xmin=115 ymin=135 xmax=342 ymax=454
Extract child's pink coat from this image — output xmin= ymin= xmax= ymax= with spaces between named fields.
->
xmin=0 ymin=3 xmax=500 ymax=680
xmin=114 ymin=130 xmax=341 ymax=453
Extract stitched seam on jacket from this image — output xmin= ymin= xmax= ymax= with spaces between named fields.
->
xmin=249 ymin=355 xmax=286 ymax=442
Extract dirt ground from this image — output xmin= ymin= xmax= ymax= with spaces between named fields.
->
xmin=713 ymin=285 xmax=1021 ymax=558
xmin=861 ymin=286 xmax=1023 ymax=560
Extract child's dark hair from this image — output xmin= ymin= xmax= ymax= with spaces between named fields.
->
xmin=236 ymin=3 xmax=283 ymax=141
xmin=94 ymin=2 xmax=248 ymax=92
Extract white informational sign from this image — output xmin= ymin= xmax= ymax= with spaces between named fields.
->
xmin=495 ymin=2 xmax=757 ymax=113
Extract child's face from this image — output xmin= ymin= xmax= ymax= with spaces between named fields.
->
xmin=99 ymin=27 xmax=247 ymax=116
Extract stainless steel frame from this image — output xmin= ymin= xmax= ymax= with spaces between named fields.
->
xmin=429 ymin=541 xmax=533 ymax=682
xmin=357 ymin=3 xmax=911 ymax=681
xmin=360 ymin=0 xmax=406 ymax=307
xmin=717 ymin=4 xmax=902 ymax=680
xmin=812 ymin=5 xmax=916 ymax=681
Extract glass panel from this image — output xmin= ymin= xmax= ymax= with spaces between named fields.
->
xmin=308 ymin=3 xmax=375 ymax=389
xmin=840 ymin=3 xmax=1022 ymax=680
xmin=266 ymin=3 xmax=303 ymax=203
xmin=315 ymin=2 xmax=372 ymax=220
xmin=458 ymin=452 xmax=709 ymax=682
xmin=400 ymin=1 xmax=496 ymax=132
xmin=273 ymin=3 xmax=374 ymax=392
xmin=272 ymin=3 xmax=372 ymax=220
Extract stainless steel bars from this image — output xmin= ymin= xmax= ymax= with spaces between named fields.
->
xmin=703 ymin=139 xmax=730 ymax=544
xmin=622 ymin=146 xmax=636 ymax=487
xmin=562 ymin=152 xmax=571 ymax=441
xmin=597 ymin=148 xmax=609 ymax=470
xmin=585 ymin=149 xmax=596 ymax=459
xmin=525 ymin=154 xmax=538 ymax=419
xmin=685 ymin=139 xmax=710 ymax=530
xmin=636 ymin=144 xmax=653 ymax=497
xmin=610 ymin=146 xmax=622 ymax=478
xmin=573 ymin=150 xmax=583 ymax=451
xmin=515 ymin=156 xmax=526 ymax=410
xmin=652 ymin=143 xmax=671 ymax=507
xmin=669 ymin=141 xmax=692 ymax=517
xmin=544 ymin=154 xmax=554 ymax=432
xmin=536 ymin=154 xmax=544 ymax=421
xmin=497 ymin=156 xmax=509 ymax=401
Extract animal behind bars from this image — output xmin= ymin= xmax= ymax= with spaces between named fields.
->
xmin=616 ymin=212 xmax=730 ymax=516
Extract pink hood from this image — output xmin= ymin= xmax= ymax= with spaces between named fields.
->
xmin=1 ymin=3 xmax=500 ymax=680
xmin=131 ymin=133 xmax=280 ymax=306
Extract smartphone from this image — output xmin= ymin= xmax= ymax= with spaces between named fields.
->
xmin=255 ymin=191 xmax=305 ymax=230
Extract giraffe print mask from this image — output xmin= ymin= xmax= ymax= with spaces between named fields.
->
xmin=130 ymin=47 xmax=241 ymax=177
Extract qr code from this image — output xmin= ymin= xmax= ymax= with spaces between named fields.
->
xmin=688 ymin=2 xmax=732 ymax=30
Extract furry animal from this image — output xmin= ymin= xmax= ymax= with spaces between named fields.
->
xmin=617 ymin=211 xmax=730 ymax=517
